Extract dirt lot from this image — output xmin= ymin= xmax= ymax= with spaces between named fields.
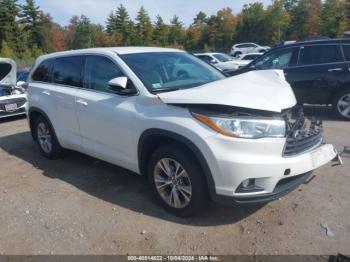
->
xmin=0 ymin=106 xmax=349 ymax=255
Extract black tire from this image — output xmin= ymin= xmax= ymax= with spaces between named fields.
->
xmin=233 ymin=52 xmax=242 ymax=57
xmin=332 ymin=89 xmax=350 ymax=121
xmin=147 ymin=144 xmax=210 ymax=217
xmin=34 ymin=116 xmax=63 ymax=159
xmin=259 ymin=49 xmax=266 ymax=53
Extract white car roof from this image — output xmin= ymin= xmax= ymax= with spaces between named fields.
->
xmin=194 ymin=52 xmax=225 ymax=56
xmin=36 ymin=47 xmax=184 ymax=63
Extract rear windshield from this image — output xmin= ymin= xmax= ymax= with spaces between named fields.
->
xmin=0 ymin=63 xmax=12 ymax=81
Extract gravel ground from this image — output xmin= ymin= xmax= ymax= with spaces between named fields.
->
xmin=0 ymin=106 xmax=349 ymax=255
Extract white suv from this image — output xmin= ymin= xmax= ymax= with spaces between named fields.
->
xmin=230 ymin=43 xmax=270 ymax=57
xmin=26 ymin=47 xmax=339 ymax=217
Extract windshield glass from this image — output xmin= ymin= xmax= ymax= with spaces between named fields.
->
xmin=213 ymin=53 xmax=233 ymax=62
xmin=120 ymin=52 xmax=225 ymax=93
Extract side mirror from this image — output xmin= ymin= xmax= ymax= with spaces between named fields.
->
xmin=210 ymin=59 xmax=218 ymax=64
xmin=108 ymin=77 xmax=128 ymax=89
xmin=108 ymin=76 xmax=137 ymax=96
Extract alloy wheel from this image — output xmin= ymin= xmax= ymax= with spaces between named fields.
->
xmin=37 ymin=122 xmax=52 ymax=154
xmin=337 ymin=94 xmax=350 ymax=118
xmin=153 ymin=158 xmax=192 ymax=209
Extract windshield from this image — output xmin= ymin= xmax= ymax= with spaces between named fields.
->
xmin=120 ymin=52 xmax=225 ymax=93
xmin=213 ymin=53 xmax=233 ymax=62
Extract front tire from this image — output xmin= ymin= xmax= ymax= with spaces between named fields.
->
xmin=34 ymin=116 xmax=63 ymax=158
xmin=333 ymin=89 xmax=350 ymax=120
xmin=148 ymin=145 xmax=209 ymax=217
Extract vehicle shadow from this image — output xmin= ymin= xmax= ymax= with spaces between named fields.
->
xmin=0 ymin=131 xmax=263 ymax=226
xmin=0 ymin=114 xmax=26 ymax=124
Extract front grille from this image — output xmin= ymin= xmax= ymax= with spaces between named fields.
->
xmin=282 ymin=106 xmax=323 ymax=156
xmin=0 ymin=98 xmax=27 ymax=111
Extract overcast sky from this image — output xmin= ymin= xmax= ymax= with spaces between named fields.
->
xmin=19 ymin=0 xmax=272 ymax=26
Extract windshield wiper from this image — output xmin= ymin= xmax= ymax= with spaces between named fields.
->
xmin=151 ymin=87 xmax=180 ymax=94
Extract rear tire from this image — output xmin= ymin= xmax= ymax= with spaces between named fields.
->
xmin=333 ymin=89 xmax=350 ymax=121
xmin=34 ymin=116 xmax=63 ymax=159
xmin=147 ymin=144 xmax=209 ymax=217
xmin=233 ymin=52 xmax=242 ymax=57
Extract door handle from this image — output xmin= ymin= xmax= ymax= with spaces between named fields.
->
xmin=76 ymin=99 xmax=88 ymax=107
xmin=42 ymin=91 xmax=50 ymax=96
xmin=328 ymin=68 xmax=343 ymax=72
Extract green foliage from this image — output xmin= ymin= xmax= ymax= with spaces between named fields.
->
xmin=153 ymin=15 xmax=169 ymax=46
xmin=320 ymin=0 xmax=343 ymax=37
xmin=135 ymin=6 xmax=153 ymax=45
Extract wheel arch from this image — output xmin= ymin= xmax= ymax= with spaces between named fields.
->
xmin=28 ymin=107 xmax=57 ymax=142
xmin=138 ymin=129 xmax=216 ymax=199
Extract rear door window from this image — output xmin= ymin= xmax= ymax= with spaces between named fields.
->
xmin=32 ymin=60 xmax=54 ymax=83
xmin=298 ymin=45 xmax=343 ymax=66
xmin=52 ymin=56 xmax=83 ymax=87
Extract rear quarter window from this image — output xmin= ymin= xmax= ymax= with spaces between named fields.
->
xmin=32 ymin=60 xmax=54 ymax=82
xmin=342 ymin=45 xmax=350 ymax=61
xmin=299 ymin=45 xmax=343 ymax=65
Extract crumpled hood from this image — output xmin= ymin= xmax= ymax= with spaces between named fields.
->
xmin=0 ymin=58 xmax=16 ymax=88
xmin=158 ymin=70 xmax=296 ymax=112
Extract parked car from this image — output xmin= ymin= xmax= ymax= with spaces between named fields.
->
xmin=0 ymin=58 xmax=27 ymax=119
xmin=230 ymin=43 xmax=270 ymax=57
xmin=228 ymin=39 xmax=350 ymax=120
xmin=194 ymin=52 xmax=239 ymax=71
xmin=232 ymin=53 xmax=262 ymax=69
xmin=17 ymin=69 xmax=30 ymax=83
xmin=26 ymin=47 xmax=339 ymax=216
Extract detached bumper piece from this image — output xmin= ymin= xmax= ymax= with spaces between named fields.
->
xmin=232 ymin=172 xmax=313 ymax=204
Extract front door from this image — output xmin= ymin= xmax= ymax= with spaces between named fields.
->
xmin=75 ymin=55 xmax=137 ymax=171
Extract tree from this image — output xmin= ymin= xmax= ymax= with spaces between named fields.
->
xmin=285 ymin=0 xmax=309 ymax=40
xmin=235 ymin=3 xmax=268 ymax=44
xmin=320 ymin=0 xmax=343 ymax=37
xmin=169 ymin=15 xmax=184 ymax=46
xmin=19 ymin=0 xmax=44 ymax=49
xmin=135 ymin=6 xmax=153 ymax=45
xmin=153 ymin=15 xmax=169 ymax=46
xmin=0 ymin=0 xmax=20 ymax=51
xmin=265 ymin=0 xmax=291 ymax=44
xmin=306 ymin=0 xmax=322 ymax=36
xmin=215 ymin=8 xmax=237 ymax=50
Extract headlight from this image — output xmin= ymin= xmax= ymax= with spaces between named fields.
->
xmin=193 ymin=113 xmax=286 ymax=139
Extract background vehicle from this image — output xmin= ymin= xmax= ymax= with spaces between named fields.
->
xmin=27 ymin=47 xmax=337 ymax=217
xmin=0 ymin=58 xmax=27 ymax=119
xmin=232 ymin=53 xmax=262 ymax=69
xmin=228 ymin=39 xmax=350 ymax=120
xmin=230 ymin=43 xmax=270 ymax=57
xmin=194 ymin=52 xmax=239 ymax=71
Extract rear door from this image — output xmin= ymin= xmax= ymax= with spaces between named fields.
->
xmin=287 ymin=44 xmax=345 ymax=104
xmin=341 ymin=44 xmax=350 ymax=89
xmin=45 ymin=56 xmax=83 ymax=150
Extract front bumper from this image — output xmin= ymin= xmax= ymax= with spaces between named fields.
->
xmin=205 ymin=131 xmax=338 ymax=204
xmin=0 ymin=95 xmax=27 ymax=119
